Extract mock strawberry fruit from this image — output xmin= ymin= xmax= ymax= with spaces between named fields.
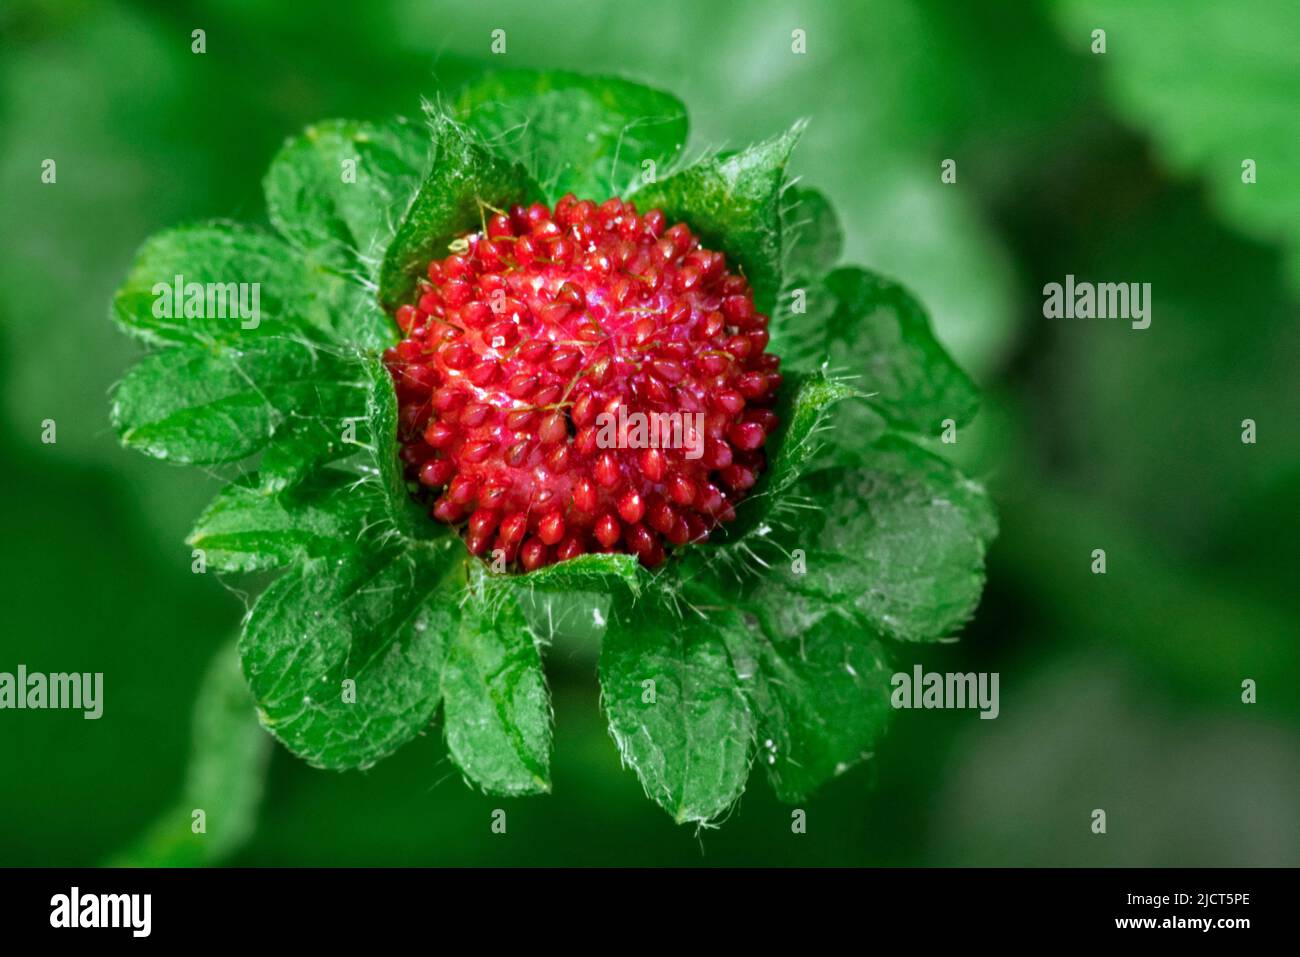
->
xmin=383 ymin=194 xmax=781 ymax=570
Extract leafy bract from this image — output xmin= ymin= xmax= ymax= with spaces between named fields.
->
xmin=361 ymin=355 xmax=429 ymax=539
xmin=721 ymin=368 xmax=859 ymax=542
xmin=441 ymin=566 xmax=553 ymax=795
xmin=239 ymin=541 xmax=465 ymax=770
xmin=780 ymin=267 xmax=980 ymax=437
xmin=257 ymin=414 xmax=355 ymax=495
xmin=766 ymin=436 xmax=997 ymax=643
xmin=728 ymin=582 xmax=894 ymax=802
xmin=599 ymin=591 xmax=754 ymax=824
xmin=264 ymin=117 xmax=430 ymax=283
xmin=515 ymin=551 xmax=643 ymax=594
xmin=456 ymin=70 xmax=688 ymax=202
xmin=111 ymin=221 xmax=354 ymax=348
xmin=782 ymin=185 xmax=843 ymax=283
xmin=630 ymin=123 xmax=804 ymax=311
xmin=378 ymin=109 xmax=535 ymax=311
xmin=513 ymin=589 xmax=614 ymax=650
xmin=109 ymin=339 xmax=364 ymax=466
xmin=188 ymin=470 xmax=378 ymax=573
xmin=762 ymin=370 xmax=861 ymax=500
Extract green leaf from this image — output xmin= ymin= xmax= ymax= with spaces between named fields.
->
xmin=239 ymin=540 xmax=466 ymax=769
xmin=111 ymin=221 xmax=355 ymax=348
xmin=108 ymin=637 xmax=270 ymax=866
xmin=781 ymin=267 xmax=980 ymax=437
xmin=456 ymin=69 xmax=688 ymax=202
xmin=257 ymin=414 xmax=355 ymax=495
xmin=727 ymin=583 xmax=894 ymax=803
xmin=1053 ymin=0 xmax=1300 ymax=293
xmin=806 ymin=400 xmax=891 ymax=473
xmin=188 ymin=470 xmax=381 ymax=573
xmin=515 ymin=551 xmax=643 ymax=594
xmin=513 ymin=589 xmax=614 ymax=650
xmin=781 ymin=185 xmax=843 ymax=283
xmin=378 ymin=109 xmax=536 ymax=311
xmin=264 ymin=117 xmax=430 ymax=283
xmin=322 ymin=274 xmax=402 ymax=351
xmin=630 ymin=123 xmax=804 ymax=311
xmin=361 ymin=355 xmax=430 ymax=539
xmin=769 ymin=435 xmax=997 ymax=643
xmin=768 ymin=265 xmax=837 ymax=365
xmin=762 ymin=370 xmax=860 ymax=501
xmin=441 ymin=565 xmax=553 ymax=795
xmin=720 ymin=369 xmax=858 ymax=542
xmin=109 ymin=339 xmax=364 ymax=466
xmin=599 ymin=592 xmax=754 ymax=824
xmin=506 ymin=553 xmax=640 ymax=649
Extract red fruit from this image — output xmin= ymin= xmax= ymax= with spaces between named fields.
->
xmin=617 ymin=489 xmax=646 ymax=525
xmin=594 ymin=512 xmax=622 ymax=549
xmin=572 ymin=476 xmax=598 ymax=513
xmin=419 ymin=458 xmax=454 ymax=487
xmin=520 ymin=538 xmax=549 ymax=571
xmin=499 ymin=512 xmax=528 ymax=545
xmin=383 ymin=195 xmax=780 ymax=571
xmin=538 ymin=510 xmax=566 ymax=546
xmin=556 ymin=536 xmax=585 ymax=562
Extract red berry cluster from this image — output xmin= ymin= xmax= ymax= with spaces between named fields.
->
xmin=382 ymin=195 xmax=781 ymax=570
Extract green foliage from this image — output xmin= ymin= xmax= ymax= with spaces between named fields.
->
xmin=631 ymin=123 xmax=804 ymax=310
xmin=257 ymin=414 xmax=355 ymax=494
xmin=780 ymin=267 xmax=979 ymax=437
xmin=360 ymin=354 xmax=429 ymax=538
xmin=723 ymin=368 xmax=860 ymax=540
xmin=188 ymin=471 xmax=378 ymax=573
xmin=768 ymin=437 xmax=997 ymax=643
xmin=107 ymin=70 xmax=994 ymax=828
xmin=514 ymin=551 xmax=644 ymax=594
xmin=109 ymin=339 xmax=364 ymax=466
xmin=761 ymin=370 xmax=861 ymax=499
xmin=781 ymin=186 xmax=844 ymax=284
xmin=442 ymin=566 xmax=554 ymax=795
xmin=109 ymin=638 xmax=270 ymax=866
xmin=600 ymin=591 xmax=755 ymax=823
xmin=111 ymin=221 xmax=361 ymax=348
xmin=1053 ymin=0 xmax=1300 ymax=293
xmin=456 ymin=70 xmax=688 ymax=202
xmin=377 ymin=109 xmax=536 ymax=311
xmin=726 ymin=584 xmax=894 ymax=803
xmin=264 ymin=117 xmax=430 ymax=283
xmin=239 ymin=542 xmax=465 ymax=769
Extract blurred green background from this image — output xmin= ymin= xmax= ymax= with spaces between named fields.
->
xmin=2 ymin=0 xmax=1297 ymax=866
